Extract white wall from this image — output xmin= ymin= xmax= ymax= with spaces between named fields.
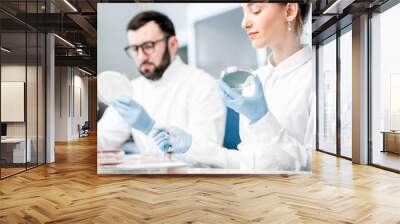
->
xmin=1 ymin=63 xmax=46 ymax=163
xmin=55 ymin=67 xmax=68 ymax=141
xmin=1 ymin=65 xmax=38 ymax=137
xmin=55 ymin=67 xmax=89 ymax=141
xmin=72 ymin=74 xmax=89 ymax=138
xmin=1 ymin=66 xmax=26 ymax=127
xmin=98 ymin=3 xmax=312 ymax=79
xmin=193 ymin=7 xmax=258 ymax=78
xmin=1 ymin=82 xmax=24 ymax=122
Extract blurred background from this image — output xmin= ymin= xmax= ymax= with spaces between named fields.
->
xmin=96 ymin=3 xmax=311 ymax=120
xmin=97 ymin=3 xmax=311 ymax=80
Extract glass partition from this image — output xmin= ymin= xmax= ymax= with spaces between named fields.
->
xmin=38 ymin=32 xmax=45 ymax=165
xmin=371 ymin=3 xmax=400 ymax=171
xmin=339 ymin=28 xmax=352 ymax=158
xmin=1 ymin=30 xmax=28 ymax=177
xmin=27 ymin=30 xmax=38 ymax=169
xmin=0 ymin=1 xmax=46 ymax=179
xmin=317 ymin=36 xmax=337 ymax=155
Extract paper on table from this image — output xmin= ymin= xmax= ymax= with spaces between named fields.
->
xmin=113 ymin=154 xmax=187 ymax=171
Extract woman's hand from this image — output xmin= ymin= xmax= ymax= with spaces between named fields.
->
xmin=218 ymin=76 xmax=268 ymax=124
xmin=151 ymin=127 xmax=192 ymax=154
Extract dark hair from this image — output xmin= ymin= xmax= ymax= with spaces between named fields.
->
xmin=126 ymin=11 xmax=176 ymax=37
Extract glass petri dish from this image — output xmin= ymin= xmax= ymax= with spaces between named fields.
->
xmin=220 ymin=66 xmax=255 ymax=92
xmin=97 ymin=71 xmax=132 ymax=105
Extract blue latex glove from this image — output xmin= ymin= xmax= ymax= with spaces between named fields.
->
xmin=121 ymin=142 xmax=139 ymax=154
xmin=150 ymin=129 xmax=170 ymax=152
xmin=150 ymin=127 xmax=192 ymax=154
xmin=112 ymin=96 xmax=155 ymax=135
xmin=218 ymin=76 xmax=268 ymax=124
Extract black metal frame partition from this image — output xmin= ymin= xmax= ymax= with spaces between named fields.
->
xmin=0 ymin=20 xmax=2 ymax=179
xmin=315 ymin=24 xmax=352 ymax=161
xmin=0 ymin=0 xmax=47 ymax=180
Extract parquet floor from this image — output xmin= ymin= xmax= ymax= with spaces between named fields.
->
xmin=1 ymin=167 xmax=26 ymax=178
xmin=1 ymin=134 xmax=400 ymax=223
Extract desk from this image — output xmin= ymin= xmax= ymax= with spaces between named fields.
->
xmin=1 ymin=138 xmax=31 ymax=163
xmin=97 ymin=152 xmax=309 ymax=175
xmin=382 ymin=131 xmax=400 ymax=154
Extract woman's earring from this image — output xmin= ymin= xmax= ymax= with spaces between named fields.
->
xmin=288 ymin=22 xmax=292 ymax=31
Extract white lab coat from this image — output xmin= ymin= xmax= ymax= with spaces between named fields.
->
xmin=185 ymin=46 xmax=315 ymax=171
xmin=98 ymin=56 xmax=226 ymax=155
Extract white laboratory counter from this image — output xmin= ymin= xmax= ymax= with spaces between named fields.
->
xmin=97 ymin=151 xmax=310 ymax=175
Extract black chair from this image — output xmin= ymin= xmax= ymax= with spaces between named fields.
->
xmin=79 ymin=121 xmax=90 ymax=138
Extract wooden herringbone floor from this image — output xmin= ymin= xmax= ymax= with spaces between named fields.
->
xmin=1 ymin=134 xmax=400 ymax=224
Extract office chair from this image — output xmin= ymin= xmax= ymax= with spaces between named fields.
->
xmin=79 ymin=121 xmax=90 ymax=138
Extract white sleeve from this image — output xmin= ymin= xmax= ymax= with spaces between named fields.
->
xmin=185 ymin=136 xmax=241 ymax=169
xmin=187 ymin=76 xmax=226 ymax=145
xmin=185 ymin=94 xmax=315 ymax=171
xmin=245 ymin=94 xmax=316 ymax=171
xmin=97 ymin=106 xmax=132 ymax=150
xmin=183 ymin=78 xmax=230 ymax=168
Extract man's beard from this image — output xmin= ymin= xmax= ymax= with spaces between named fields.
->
xmin=139 ymin=46 xmax=171 ymax=81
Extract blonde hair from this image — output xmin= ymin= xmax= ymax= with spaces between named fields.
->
xmin=294 ymin=10 xmax=303 ymax=36
xmin=281 ymin=3 xmax=307 ymax=36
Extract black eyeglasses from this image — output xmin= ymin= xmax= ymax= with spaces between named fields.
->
xmin=124 ymin=36 xmax=169 ymax=58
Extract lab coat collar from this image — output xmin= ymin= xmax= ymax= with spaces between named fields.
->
xmin=267 ymin=46 xmax=312 ymax=78
xmin=146 ymin=56 xmax=183 ymax=87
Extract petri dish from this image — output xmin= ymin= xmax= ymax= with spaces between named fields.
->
xmin=220 ymin=66 xmax=255 ymax=92
xmin=97 ymin=71 xmax=132 ymax=105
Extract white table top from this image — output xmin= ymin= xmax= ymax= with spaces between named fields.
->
xmin=97 ymin=153 xmax=310 ymax=175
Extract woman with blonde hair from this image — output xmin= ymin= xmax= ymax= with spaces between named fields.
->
xmin=152 ymin=3 xmax=315 ymax=171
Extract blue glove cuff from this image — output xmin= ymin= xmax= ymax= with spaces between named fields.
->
xmin=141 ymin=118 xmax=156 ymax=135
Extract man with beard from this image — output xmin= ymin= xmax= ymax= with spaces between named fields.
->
xmin=98 ymin=11 xmax=226 ymax=158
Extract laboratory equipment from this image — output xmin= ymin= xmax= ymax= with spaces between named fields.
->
xmin=97 ymin=71 xmax=132 ymax=105
xmin=220 ymin=66 xmax=255 ymax=93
